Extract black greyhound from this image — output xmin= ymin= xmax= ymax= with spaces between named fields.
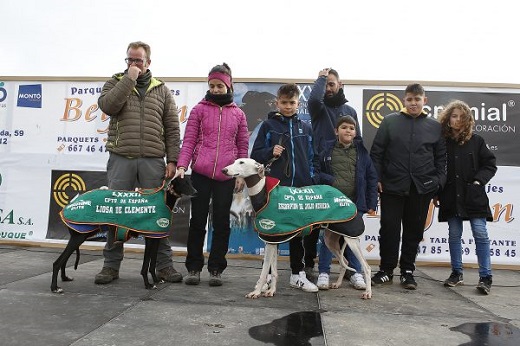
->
xmin=51 ymin=176 xmax=196 ymax=293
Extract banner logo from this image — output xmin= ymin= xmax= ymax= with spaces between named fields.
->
xmin=365 ymin=92 xmax=403 ymax=129
xmin=53 ymin=173 xmax=87 ymax=208
xmin=0 ymin=82 xmax=7 ymax=103
xmin=363 ymin=89 xmax=520 ymax=166
xmin=17 ymin=84 xmax=42 ymax=108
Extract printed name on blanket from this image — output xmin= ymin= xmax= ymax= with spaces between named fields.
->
xmin=60 ymin=185 xmax=172 ymax=239
xmin=254 ymin=177 xmax=357 ymax=237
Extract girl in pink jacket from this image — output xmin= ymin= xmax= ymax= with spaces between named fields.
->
xmin=176 ymin=63 xmax=249 ymax=286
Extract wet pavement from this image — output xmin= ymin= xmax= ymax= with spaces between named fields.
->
xmin=0 ymin=243 xmax=518 ymax=346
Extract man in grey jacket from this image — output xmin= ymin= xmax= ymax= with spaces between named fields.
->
xmin=95 ymin=41 xmax=182 ymax=284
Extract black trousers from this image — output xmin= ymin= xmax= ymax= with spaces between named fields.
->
xmin=304 ymin=229 xmax=319 ymax=269
xmin=378 ymin=184 xmax=434 ymax=273
xmin=185 ymin=172 xmax=235 ymax=273
xmin=289 ymin=229 xmax=319 ymax=274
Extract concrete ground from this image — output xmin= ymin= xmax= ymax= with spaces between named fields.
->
xmin=0 ymin=243 xmax=518 ymax=346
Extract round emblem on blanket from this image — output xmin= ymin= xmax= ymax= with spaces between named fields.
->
xmin=156 ymin=218 xmax=170 ymax=228
xmin=258 ymin=218 xmax=276 ymax=230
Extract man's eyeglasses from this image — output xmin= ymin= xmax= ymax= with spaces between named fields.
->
xmin=125 ymin=58 xmax=145 ymax=65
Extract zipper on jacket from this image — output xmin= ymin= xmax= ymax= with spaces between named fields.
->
xmin=289 ymin=118 xmax=295 ymax=186
xmin=212 ymin=106 xmax=223 ymax=178
xmin=140 ymin=95 xmax=145 ymax=157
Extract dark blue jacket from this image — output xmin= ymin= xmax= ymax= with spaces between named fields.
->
xmin=251 ymin=112 xmax=319 ymax=187
xmin=370 ymin=110 xmax=447 ymax=195
xmin=308 ymin=75 xmax=360 ymax=157
xmin=319 ymin=139 xmax=378 ymax=213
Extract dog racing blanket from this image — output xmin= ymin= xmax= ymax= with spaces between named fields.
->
xmin=254 ymin=177 xmax=357 ymax=236
xmin=60 ymin=186 xmax=171 ymax=239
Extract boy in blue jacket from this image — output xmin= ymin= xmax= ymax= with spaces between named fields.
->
xmin=251 ymin=83 xmax=320 ymax=292
xmin=316 ymin=115 xmax=378 ymax=290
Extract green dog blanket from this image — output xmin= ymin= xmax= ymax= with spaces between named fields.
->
xmin=254 ymin=177 xmax=357 ymax=237
xmin=60 ymin=184 xmax=172 ymax=240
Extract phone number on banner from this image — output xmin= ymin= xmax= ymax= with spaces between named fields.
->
xmin=419 ymin=245 xmax=517 ymax=258
xmin=57 ymin=143 xmax=108 ymax=153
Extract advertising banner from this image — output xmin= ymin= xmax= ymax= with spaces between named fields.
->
xmin=0 ymin=78 xmax=518 ymax=266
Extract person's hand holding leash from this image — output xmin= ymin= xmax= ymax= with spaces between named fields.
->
xmin=272 ymin=145 xmax=284 ymax=158
xmin=174 ymin=167 xmax=186 ymax=179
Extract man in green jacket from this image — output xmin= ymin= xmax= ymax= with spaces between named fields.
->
xmin=95 ymin=41 xmax=182 ymax=284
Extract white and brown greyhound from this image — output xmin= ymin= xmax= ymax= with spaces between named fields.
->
xmin=222 ymin=158 xmax=372 ymax=299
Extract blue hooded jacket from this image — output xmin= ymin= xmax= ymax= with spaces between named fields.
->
xmin=251 ymin=111 xmax=319 ymax=187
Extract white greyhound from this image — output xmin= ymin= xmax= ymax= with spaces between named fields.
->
xmin=222 ymin=158 xmax=372 ymax=299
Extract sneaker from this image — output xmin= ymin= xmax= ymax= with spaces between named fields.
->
xmin=209 ymin=271 xmax=223 ymax=287
xmin=477 ymin=275 xmax=492 ymax=295
xmin=184 ymin=271 xmax=201 ymax=285
xmin=304 ymin=266 xmax=316 ymax=282
xmin=317 ymin=273 xmax=330 ymax=290
xmin=444 ymin=271 xmax=464 ymax=287
xmin=290 ymin=271 xmax=319 ymax=292
xmin=349 ymin=272 xmax=367 ymax=290
xmin=400 ymin=270 xmax=417 ymax=290
xmin=94 ymin=267 xmax=119 ymax=284
xmin=371 ymin=270 xmax=393 ymax=285
xmin=157 ymin=266 xmax=183 ymax=283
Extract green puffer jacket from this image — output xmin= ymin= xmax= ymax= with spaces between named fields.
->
xmin=98 ymin=73 xmax=180 ymax=162
xmin=330 ymin=143 xmax=357 ymax=200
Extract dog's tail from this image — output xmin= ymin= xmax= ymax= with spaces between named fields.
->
xmin=74 ymin=248 xmax=80 ymax=270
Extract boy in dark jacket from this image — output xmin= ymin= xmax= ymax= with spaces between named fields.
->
xmin=435 ymin=100 xmax=497 ymax=294
xmin=316 ymin=115 xmax=378 ymax=290
xmin=370 ymin=83 xmax=446 ymax=290
xmin=251 ymin=83 xmax=319 ymax=292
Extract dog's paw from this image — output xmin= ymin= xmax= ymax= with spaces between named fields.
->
xmin=263 ymin=289 xmax=276 ymax=297
xmin=246 ymin=290 xmax=263 ymax=299
xmin=361 ymin=291 xmax=372 ymax=300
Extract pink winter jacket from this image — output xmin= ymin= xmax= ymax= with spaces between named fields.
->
xmin=177 ymin=99 xmax=249 ymax=181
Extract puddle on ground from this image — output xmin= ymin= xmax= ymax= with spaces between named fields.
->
xmin=249 ymin=311 xmax=323 ymax=345
xmin=451 ymin=322 xmax=519 ymax=345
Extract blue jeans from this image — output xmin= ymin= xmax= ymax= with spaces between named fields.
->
xmin=447 ymin=217 xmax=491 ymax=277
xmin=317 ymin=229 xmax=362 ymax=274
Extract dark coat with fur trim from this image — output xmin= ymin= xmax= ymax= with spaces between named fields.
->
xmin=437 ymin=134 xmax=497 ymax=221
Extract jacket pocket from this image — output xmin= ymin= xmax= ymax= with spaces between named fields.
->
xmin=464 ymin=183 xmax=489 ymax=214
